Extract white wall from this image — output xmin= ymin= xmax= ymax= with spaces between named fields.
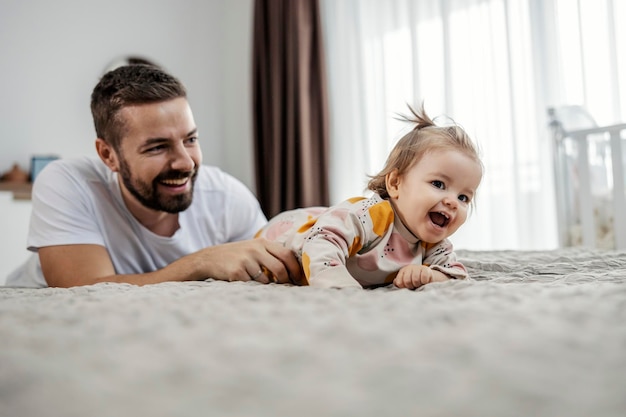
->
xmin=0 ymin=0 xmax=256 ymax=282
xmin=0 ymin=194 xmax=31 ymax=285
xmin=0 ymin=0 xmax=255 ymax=189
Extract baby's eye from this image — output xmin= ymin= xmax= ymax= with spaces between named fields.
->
xmin=431 ymin=180 xmax=445 ymax=189
xmin=458 ymin=194 xmax=470 ymax=203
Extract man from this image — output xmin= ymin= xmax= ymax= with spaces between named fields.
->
xmin=6 ymin=64 xmax=300 ymax=288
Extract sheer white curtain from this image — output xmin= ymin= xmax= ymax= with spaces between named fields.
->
xmin=320 ymin=0 xmax=626 ymax=250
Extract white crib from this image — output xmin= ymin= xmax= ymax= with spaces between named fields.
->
xmin=549 ymin=105 xmax=626 ymax=250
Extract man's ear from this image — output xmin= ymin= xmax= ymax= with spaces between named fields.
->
xmin=385 ymin=169 xmax=401 ymax=199
xmin=95 ymin=138 xmax=120 ymax=172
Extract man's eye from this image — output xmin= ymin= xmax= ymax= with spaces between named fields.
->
xmin=146 ymin=145 xmax=166 ymax=153
xmin=431 ymin=180 xmax=445 ymax=189
xmin=186 ymin=137 xmax=198 ymax=145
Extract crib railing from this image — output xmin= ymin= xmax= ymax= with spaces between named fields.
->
xmin=549 ymin=108 xmax=626 ymax=250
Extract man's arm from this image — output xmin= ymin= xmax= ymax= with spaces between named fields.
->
xmin=39 ymin=238 xmax=302 ymax=288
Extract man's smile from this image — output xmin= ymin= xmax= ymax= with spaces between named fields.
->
xmin=160 ymin=177 xmax=189 ymax=186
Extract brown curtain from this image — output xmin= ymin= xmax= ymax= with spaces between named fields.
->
xmin=252 ymin=0 xmax=330 ymax=218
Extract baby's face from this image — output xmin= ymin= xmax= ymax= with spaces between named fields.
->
xmin=386 ymin=149 xmax=482 ymax=243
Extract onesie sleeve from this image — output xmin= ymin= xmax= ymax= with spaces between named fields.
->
xmin=423 ymin=239 xmax=468 ymax=280
xmin=301 ymin=196 xmax=394 ymax=288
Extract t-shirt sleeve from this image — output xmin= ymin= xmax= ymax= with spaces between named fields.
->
xmin=221 ymin=173 xmax=268 ymax=241
xmin=27 ymin=161 xmax=105 ymax=251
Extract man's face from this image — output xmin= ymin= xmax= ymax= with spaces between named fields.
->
xmin=113 ymin=97 xmax=202 ymax=214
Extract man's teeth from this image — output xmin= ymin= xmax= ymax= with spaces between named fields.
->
xmin=161 ymin=178 xmax=188 ymax=185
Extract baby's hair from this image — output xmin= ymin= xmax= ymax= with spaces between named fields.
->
xmin=367 ymin=104 xmax=483 ymax=199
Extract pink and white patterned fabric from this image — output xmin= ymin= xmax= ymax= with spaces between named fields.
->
xmin=256 ymin=194 xmax=468 ymax=288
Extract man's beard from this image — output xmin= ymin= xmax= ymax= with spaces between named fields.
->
xmin=118 ymin=157 xmax=198 ymax=214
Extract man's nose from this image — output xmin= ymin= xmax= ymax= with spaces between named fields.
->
xmin=170 ymin=145 xmax=195 ymax=171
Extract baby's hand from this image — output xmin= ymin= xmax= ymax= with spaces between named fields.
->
xmin=393 ymin=265 xmax=449 ymax=290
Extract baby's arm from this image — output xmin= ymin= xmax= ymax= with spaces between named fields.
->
xmin=302 ymin=197 xmax=394 ymax=289
xmin=304 ymin=262 xmax=362 ymax=288
xmin=394 ymin=240 xmax=468 ymax=289
xmin=423 ymin=239 xmax=468 ymax=279
xmin=393 ymin=264 xmax=450 ymax=289
xmin=300 ymin=207 xmax=365 ymax=289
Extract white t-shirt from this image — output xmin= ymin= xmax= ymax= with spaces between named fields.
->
xmin=6 ymin=157 xmax=267 ymax=288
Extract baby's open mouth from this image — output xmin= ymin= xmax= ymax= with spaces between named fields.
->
xmin=429 ymin=211 xmax=449 ymax=227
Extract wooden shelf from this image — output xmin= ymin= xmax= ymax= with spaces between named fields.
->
xmin=0 ymin=182 xmax=33 ymax=200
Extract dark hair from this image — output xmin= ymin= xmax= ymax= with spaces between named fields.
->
xmin=367 ymin=104 xmax=482 ymax=199
xmin=90 ymin=64 xmax=187 ymax=150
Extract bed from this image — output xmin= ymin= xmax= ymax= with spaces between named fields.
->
xmin=1 ymin=247 xmax=625 ymax=417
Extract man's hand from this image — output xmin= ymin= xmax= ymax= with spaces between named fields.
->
xmin=393 ymin=265 xmax=449 ymax=290
xmin=188 ymin=238 xmax=302 ymax=284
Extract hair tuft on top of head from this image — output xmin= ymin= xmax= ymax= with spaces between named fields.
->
xmin=367 ymin=102 xmax=483 ymax=200
xmin=399 ymin=103 xmax=436 ymax=131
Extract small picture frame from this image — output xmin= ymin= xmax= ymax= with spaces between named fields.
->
xmin=30 ymin=155 xmax=59 ymax=182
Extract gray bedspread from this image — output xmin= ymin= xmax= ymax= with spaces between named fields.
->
xmin=1 ymin=248 xmax=625 ymax=417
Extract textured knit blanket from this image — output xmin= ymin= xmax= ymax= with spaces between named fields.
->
xmin=1 ymin=248 xmax=625 ymax=417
